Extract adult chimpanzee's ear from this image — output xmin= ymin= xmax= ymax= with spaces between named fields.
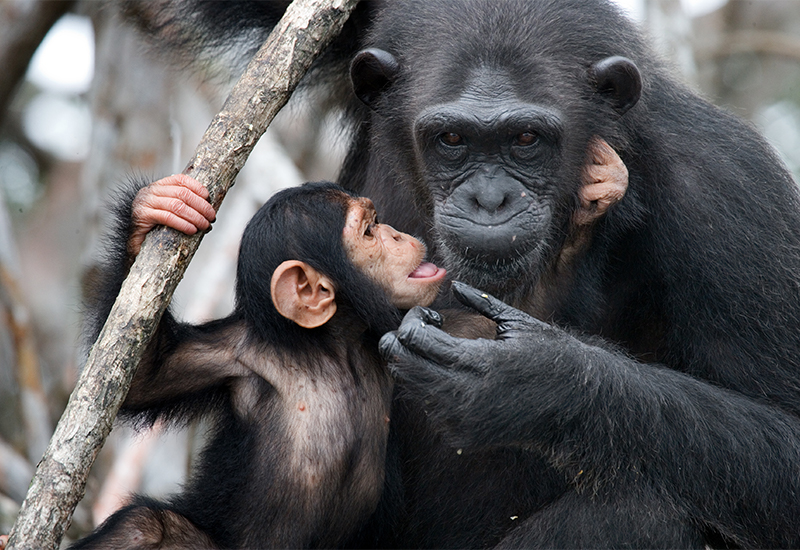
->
xmin=350 ymin=48 xmax=400 ymax=110
xmin=271 ymin=260 xmax=337 ymax=328
xmin=589 ymin=56 xmax=642 ymax=116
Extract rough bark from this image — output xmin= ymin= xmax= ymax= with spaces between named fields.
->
xmin=6 ymin=0 xmax=359 ymax=548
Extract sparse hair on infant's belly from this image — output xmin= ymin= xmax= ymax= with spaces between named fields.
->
xmin=234 ymin=349 xmax=393 ymax=526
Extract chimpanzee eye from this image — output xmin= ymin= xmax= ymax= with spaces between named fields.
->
xmin=364 ymin=223 xmax=375 ymax=237
xmin=438 ymin=132 xmax=463 ymax=146
xmin=515 ymin=132 xmax=539 ymax=146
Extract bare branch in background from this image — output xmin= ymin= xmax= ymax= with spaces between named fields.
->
xmin=0 ymin=0 xmax=75 ymax=127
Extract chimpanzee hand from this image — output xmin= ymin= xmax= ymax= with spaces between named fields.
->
xmin=574 ymin=137 xmax=628 ymax=226
xmin=129 ymin=174 xmax=217 ymax=256
xmin=380 ymin=281 xmax=590 ymax=448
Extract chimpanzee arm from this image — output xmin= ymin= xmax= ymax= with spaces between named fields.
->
xmin=119 ymin=313 xmax=252 ymax=423
xmin=84 ymin=177 xmax=238 ymax=425
xmin=84 ymin=175 xmax=214 ymax=346
xmin=381 ymin=282 xmax=800 ymax=548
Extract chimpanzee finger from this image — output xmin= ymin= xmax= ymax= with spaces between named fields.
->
xmin=378 ymin=332 xmax=482 ymax=399
xmin=393 ymin=306 xmax=477 ymax=367
xmin=137 ymin=206 xmax=204 ymax=236
xmin=378 ymin=332 xmax=462 ymax=386
xmin=586 ymin=136 xmax=617 ymax=165
xmin=141 ymin=196 xmax=215 ymax=232
xmin=151 ymin=174 xmax=209 ymax=199
xmin=416 ymin=306 xmax=444 ymax=328
xmin=145 ymin=183 xmax=217 ymax=224
xmin=451 ymin=281 xmax=538 ymax=333
xmin=578 ymin=178 xmax=626 ymax=210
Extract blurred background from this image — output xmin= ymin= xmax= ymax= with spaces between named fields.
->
xmin=0 ymin=0 xmax=798 ymax=543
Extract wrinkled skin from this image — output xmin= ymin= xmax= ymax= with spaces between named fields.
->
xmin=128 ymin=173 xmax=215 ymax=256
xmin=343 ymin=197 xmax=445 ymax=309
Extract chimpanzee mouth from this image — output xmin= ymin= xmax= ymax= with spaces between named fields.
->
xmin=437 ymin=237 xmax=549 ymax=296
xmin=408 ymin=261 xmax=446 ymax=280
xmin=442 ymin=231 xmax=539 ymax=265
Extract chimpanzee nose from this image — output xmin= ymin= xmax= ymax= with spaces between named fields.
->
xmin=474 ymin=185 xmax=507 ymax=213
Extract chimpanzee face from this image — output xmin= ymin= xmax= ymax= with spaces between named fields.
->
xmin=342 ymin=197 xmax=446 ymax=309
xmin=351 ymin=46 xmax=640 ymax=299
xmin=412 ymin=68 xmax=569 ymax=288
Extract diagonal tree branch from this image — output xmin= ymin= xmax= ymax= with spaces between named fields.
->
xmin=6 ymin=0 xmax=359 ymax=548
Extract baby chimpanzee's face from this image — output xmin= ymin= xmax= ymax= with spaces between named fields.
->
xmin=342 ymin=197 xmax=445 ymax=309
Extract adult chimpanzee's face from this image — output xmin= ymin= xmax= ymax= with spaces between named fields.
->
xmin=351 ymin=47 xmax=640 ymax=299
xmin=412 ymin=68 xmax=568 ymax=288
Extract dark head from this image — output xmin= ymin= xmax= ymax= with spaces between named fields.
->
xmin=235 ymin=182 xmax=444 ymax=349
xmin=350 ymin=0 xmax=649 ymax=303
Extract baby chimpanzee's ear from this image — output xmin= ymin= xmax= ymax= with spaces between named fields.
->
xmin=271 ymin=261 xmax=337 ymax=328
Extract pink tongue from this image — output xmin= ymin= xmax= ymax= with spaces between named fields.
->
xmin=409 ymin=262 xmax=439 ymax=278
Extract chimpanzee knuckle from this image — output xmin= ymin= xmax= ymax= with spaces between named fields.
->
xmin=596 ymin=197 xmax=613 ymax=212
xmin=582 ymin=165 xmax=604 ymax=184
xmin=149 ymin=176 xmax=170 ymax=188
xmin=379 ymin=332 xmax=405 ymax=363
xmin=452 ymin=281 xmax=501 ymax=314
xmin=397 ymin=319 xmax=442 ymax=353
xmin=420 ymin=307 xmax=444 ymax=328
xmin=382 ymin=331 xmax=442 ymax=373
xmin=483 ymin=297 xmax=522 ymax=323
xmin=486 ymin=301 xmax=533 ymax=327
xmin=174 ymin=186 xmax=197 ymax=204
xmin=395 ymin=321 xmax=420 ymax=346
xmin=610 ymin=176 xmax=628 ymax=195
xmin=167 ymin=197 xmax=190 ymax=217
xmin=149 ymin=208 xmax=174 ymax=227
xmin=401 ymin=305 xmax=428 ymax=324
xmin=174 ymin=173 xmax=196 ymax=188
xmin=578 ymin=185 xmax=598 ymax=203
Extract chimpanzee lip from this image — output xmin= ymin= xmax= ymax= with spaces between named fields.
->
xmin=408 ymin=261 xmax=446 ymax=280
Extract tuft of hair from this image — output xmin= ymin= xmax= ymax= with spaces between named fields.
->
xmin=70 ymin=496 xmax=217 ymax=549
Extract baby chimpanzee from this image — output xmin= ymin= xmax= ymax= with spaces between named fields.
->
xmin=74 ymin=179 xmax=445 ymax=549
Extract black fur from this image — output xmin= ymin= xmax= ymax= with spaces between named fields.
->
xmin=77 ymin=181 xmax=397 ymax=548
xmin=122 ymin=0 xmax=800 ymax=548
xmin=236 ymin=181 xmax=400 ymax=348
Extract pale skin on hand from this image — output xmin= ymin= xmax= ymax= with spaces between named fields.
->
xmin=128 ymin=174 xmax=217 ymax=256
xmin=554 ymin=138 xmax=627 ymax=272
xmin=574 ymin=137 xmax=628 ymax=226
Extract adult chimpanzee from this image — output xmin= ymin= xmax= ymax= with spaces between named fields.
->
xmin=76 ymin=178 xmax=445 ymax=549
xmin=119 ymin=0 xmax=800 ymax=547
